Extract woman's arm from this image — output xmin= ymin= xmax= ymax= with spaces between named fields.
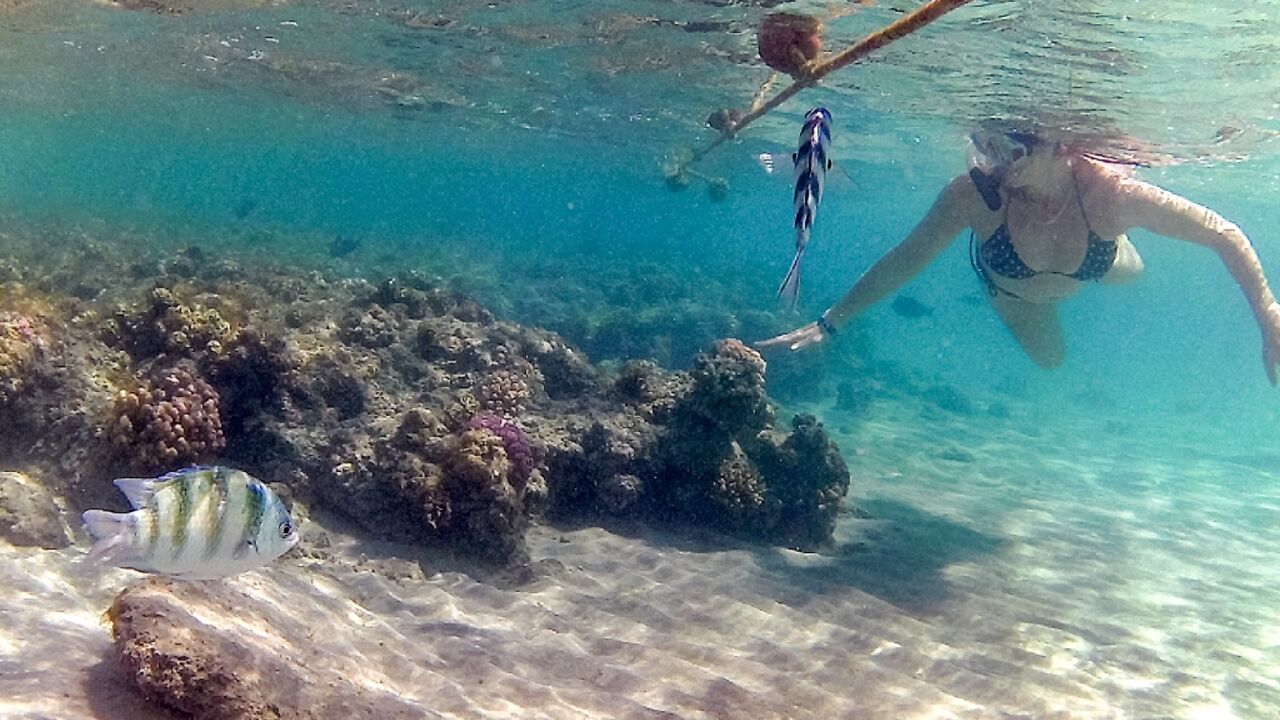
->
xmin=823 ymin=173 xmax=973 ymax=328
xmin=757 ymin=174 xmax=972 ymax=352
xmin=1113 ymin=176 xmax=1280 ymax=383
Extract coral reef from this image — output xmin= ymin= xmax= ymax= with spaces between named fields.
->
xmin=312 ymin=407 xmax=539 ymax=567
xmin=680 ymin=338 xmax=773 ymax=435
xmin=4 ymin=240 xmax=853 ymax=572
xmin=467 ymin=412 xmax=535 ymax=491
xmin=479 ymin=368 xmax=533 ymax=418
xmin=201 ymin=326 xmax=293 ymax=456
xmin=103 ymin=286 xmax=234 ymax=362
xmin=441 ymin=426 xmax=528 ymax=566
xmin=544 ymin=339 xmax=851 ymax=550
xmin=744 ymin=414 xmax=851 ymax=549
xmin=0 ymin=311 xmax=42 ymax=405
xmin=110 ymin=366 xmax=224 ymax=471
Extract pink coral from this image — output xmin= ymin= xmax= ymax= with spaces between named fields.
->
xmin=466 ymin=412 xmax=533 ymax=491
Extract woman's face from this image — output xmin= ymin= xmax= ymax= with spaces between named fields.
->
xmin=1001 ymin=146 xmax=1060 ymax=190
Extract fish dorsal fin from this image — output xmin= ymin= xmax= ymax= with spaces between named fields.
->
xmin=113 ymin=477 xmax=164 ymax=510
xmin=113 ymin=466 xmax=215 ymax=509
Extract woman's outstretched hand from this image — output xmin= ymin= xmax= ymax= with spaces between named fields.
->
xmin=1262 ymin=301 xmax=1280 ymax=385
xmin=755 ymin=321 xmax=827 ymax=352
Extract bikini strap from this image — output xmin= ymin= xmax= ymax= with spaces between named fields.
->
xmin=1069 ymin=162 xmax=1094 ymax=234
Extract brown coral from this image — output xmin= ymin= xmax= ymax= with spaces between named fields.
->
xmin=441 ymin=428 xmax=528 ymax=566
xmin=445 ymin=429 xmax=511 ymax=492
xmin=711 ymin=441 xmax=773 ymax=526
xmin=111 ymin=367 xmax=224 ymax=470
xmin=684 ymin=338 xmax=772 ymax=437
xmin=0 ymin=312 xmax=40 ymax=404
xmin=105 ymin=287 xmax=234 ymax=361
xmin=479 ymin=368 xmax=531 ymax=418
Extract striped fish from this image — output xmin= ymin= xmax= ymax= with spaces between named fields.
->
xmin=81 ymin=466 xmax=299 ymax=580
xmin=777 ymin=107 xmax=833 ymax=311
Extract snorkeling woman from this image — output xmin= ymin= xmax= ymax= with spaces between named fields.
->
xmin=758 ymin=127 xmax=1280 ymax=384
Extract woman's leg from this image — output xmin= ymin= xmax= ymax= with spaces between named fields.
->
xmin=990 ymin=293 xmax=1066 ymax=368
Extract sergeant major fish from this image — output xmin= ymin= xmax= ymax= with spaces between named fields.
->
xmin=777 ymin=106 xmax=833 ymax=310
xmin=82 ymin=466 xmax=299 ymax=580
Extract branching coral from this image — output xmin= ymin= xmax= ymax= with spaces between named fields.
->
xmin=111 ymin=367 xmax=224 ymax=470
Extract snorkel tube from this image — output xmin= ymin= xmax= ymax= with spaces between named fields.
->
xmin=968 ymin=166 xmax=1003 ymax=211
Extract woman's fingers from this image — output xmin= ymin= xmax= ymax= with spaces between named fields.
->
xmin=757 ymin=323 xmax=824 ymax=352
xmin=791 ymin=328 xmax=824 ymax=351
xmin=757 ymin=325 xmax=810 ymax=348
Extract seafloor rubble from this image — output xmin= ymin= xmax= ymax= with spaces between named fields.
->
xmin=0 ymin=241 xmax=851 ymax=572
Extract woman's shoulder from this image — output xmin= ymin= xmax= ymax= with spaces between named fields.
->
xmin=939 ymin=171 xmax=986 ymax=210
xmin=1075 ymin=156 xmax=1144 ymax=196
xmin=1074 ymin=157 xmax=1146 ymax=213
xmin=1073 ymin=156 xmax=1191 ymax=232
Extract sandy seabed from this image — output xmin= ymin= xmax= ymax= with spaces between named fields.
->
xmin=2 ymin=400 xmax=1278 ymax=720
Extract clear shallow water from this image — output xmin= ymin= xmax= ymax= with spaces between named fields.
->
xmin=2 ymin=0 xmax=1280 ymax=717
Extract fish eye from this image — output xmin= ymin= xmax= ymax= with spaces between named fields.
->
xmin=279 ymin=521 xmax=294 ymax=538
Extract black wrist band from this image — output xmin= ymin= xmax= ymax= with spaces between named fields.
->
xmin=816 ymin=313 xmax=838 ymax=336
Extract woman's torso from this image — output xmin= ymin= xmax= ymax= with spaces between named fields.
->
xmin=966 ymin=160 xmax=1127 ymax=302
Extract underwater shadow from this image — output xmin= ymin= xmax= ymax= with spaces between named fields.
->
xmin=550 ymin=498 xmax=1003 ymax=616
xmin=302 ymin=509 xmax=547 ymax=590
xmin=749 ymin=498 xmax=1004 ymax=616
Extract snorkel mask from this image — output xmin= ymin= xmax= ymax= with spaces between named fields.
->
xmin=967 ymin=131 xmax=1038 ymax=211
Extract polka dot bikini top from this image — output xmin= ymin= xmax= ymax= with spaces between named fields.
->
xmin=977 ymin=172 xmax=1117 ymax=283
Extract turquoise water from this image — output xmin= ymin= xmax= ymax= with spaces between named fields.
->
xmin=4 ymin=1 xmax=1276 ymax=426
xmin=3 ymin=1 xmax=1280 ymax=716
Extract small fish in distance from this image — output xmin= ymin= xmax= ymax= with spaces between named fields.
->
xmin=890 ymin=295 xmax=934 ymax=319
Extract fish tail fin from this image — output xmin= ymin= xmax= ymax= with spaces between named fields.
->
xmin=776 ymin=245 xmax=807 ymax=311
xmin=81 ymin=509 xmax=133 ymax=567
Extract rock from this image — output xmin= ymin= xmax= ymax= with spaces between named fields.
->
xmin=108 ymin=579 xmax=429 ymax=720
xmin=0 ymin=471 xmax=71 ymax=549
